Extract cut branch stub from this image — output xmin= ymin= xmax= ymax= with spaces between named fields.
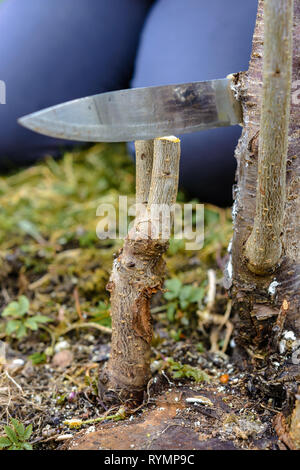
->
xmin=244 ymin=0 xmax=294 ymax=275
xmin=99 ymin=136 xmax=180 ymax=404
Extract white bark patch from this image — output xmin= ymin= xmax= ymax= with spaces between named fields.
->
xmin=224 ymin=256 xmax=233 ymax=289
xmin=283 ymin=330 xmax=296 ymax=341
xmin=279 ymin=340 xmax=286 ymax=354
xmin=268 ymin=280 xmax=279 ymax=295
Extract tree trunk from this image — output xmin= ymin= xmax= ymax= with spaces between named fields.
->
xmin=229 ymin=0 xmax=299 ymax=445
xmin=99 ymin=137 xmax=180 ymax=405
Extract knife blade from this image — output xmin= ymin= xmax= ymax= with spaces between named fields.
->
xmin=18 ymin=76 xmax=242 ymax=142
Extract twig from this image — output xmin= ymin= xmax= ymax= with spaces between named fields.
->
xmin=206 ymin=269 xmax=216 ymax=311
xmin=5 ymin=370 xmax=23 ymax=394
xmin=64 ymin=406 xmax=126 ymax=429
xmin=39 ymin=324 xmax=56 ymax=350
xmin=73 ymin=287 xmax=84 ymax=321
xmin=28 ymin=273 xmax=51 ymax=290
xmin=59 ymin=322 xmax=112 ymax=336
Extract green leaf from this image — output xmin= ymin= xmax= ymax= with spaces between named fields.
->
xmin=18 ymin=296 xmax=30 ymax=315
xmin=170 ymin=329 xmax=182 ymax=342
xmin=4 ymin=426 xmax=18 ymax=444
xmin=10 ymin=418 xmax=25 ymax=438
xmin=5 ymin=320 xmax=21 ymax=335
xmin=172 ymin=371 xmax=182 ymax=379
xmin=15 ymin=323 xmax=27 ymax=339
xmin=30 ymin=315 xmax=52 ymax=324
xmin=23 ymin=424 xmax=33 ymax=441
xmin=179 ymin=299 xmax=189 ymax=310
xmin=179 ymin=285 xmax=204 ymax=309
xmin=188 ymin=286 xmax=205 ymax=303
xmin=168 ymin=359 xmax=210 ymax=383
xmin=8 ymin=444 xmax=19 ymax=450
xmin=29 ymin=352 xmax=46 ymax=365
xmin=164 ymin=278 xmax=182 ymax=300
xmin=2 ymin=301 xmax=20 ymax=318
xmin=1 ymin=296 xmax=30 ymax=318
xmin=22 ymin=442 xmax=33 ymax=450
xmin=24 ymin=318 xmax=38 ymax=331
xmin=0 ymin=437 xmax=11 ymax=448
xmin=180 ymin=285 xmax=193 ymax=300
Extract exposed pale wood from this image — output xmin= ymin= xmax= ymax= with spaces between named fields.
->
xmin=148 ymin=136 xmax=180 ymax=207
xmin=135 ymin=140 xmax=154 ymax=207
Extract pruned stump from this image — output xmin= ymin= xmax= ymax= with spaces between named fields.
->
xmin=99 ymin=137 xmax=181 ymax=405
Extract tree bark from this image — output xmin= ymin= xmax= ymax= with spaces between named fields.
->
xmin=229 ymin=0 xmax=300 ymax=438
xmin=99 ymin=137 xmax=180 ymax=404
xmin=244 ymin=0 xmax=293 ymax=275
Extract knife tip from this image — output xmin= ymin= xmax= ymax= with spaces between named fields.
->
xmin=18 ymin=114 xmax=30 ymax=128
xmin=18 ymin=113 xmax=40 ymax=133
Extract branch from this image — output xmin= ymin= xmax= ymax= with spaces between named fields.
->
xmin=244 ymin=0 xmax=294 ymax=275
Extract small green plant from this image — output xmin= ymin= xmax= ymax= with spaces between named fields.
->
xmin=163 ymin=278 xmax=205 ymax=323
xmin=1 ymin=295 xmax=52 ymax=339
xmin=28 ymin=351 xmax=47 ymax=365
xmin=0 ymin=418 xmax=33 ymax=450
xmin=167 ymin=358 xmax=210 ymax=383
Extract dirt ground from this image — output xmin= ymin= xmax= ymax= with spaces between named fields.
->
xmin=0 ymin=333 xmax=283 ymax=450
xmin=63 ymin=374 xmax=279 ymax=451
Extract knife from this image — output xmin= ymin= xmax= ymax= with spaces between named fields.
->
xmin=18 ymin=75 xmax=242 ymax=142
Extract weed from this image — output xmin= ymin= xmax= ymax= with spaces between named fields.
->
xmin=1 ymin=296 xmax=52 ymax=339
xmin=0 ymin=418 xmax=33 ymax=450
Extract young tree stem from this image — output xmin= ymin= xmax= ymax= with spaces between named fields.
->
xmin=244 ymin=0 xmax=294 ymax=275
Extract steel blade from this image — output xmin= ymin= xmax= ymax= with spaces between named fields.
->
xmin=18 ymin=77 xmax=242 ymax=142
